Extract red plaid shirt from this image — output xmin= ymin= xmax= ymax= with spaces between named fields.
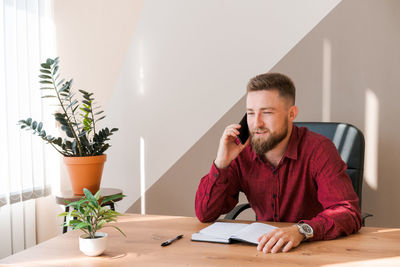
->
xmin=195 ymin=125 xmax=361 ymax=241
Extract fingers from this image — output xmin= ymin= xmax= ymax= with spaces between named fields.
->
xmin=223 ymin=124 xmax=241 ymax=138
xmin=282 ymin=240 xmax=294 ymax=253
xmin=271 ymin=238 xmax=285 ymax=253
xmin=257 ymin=227 xmax=301 ymax=254
xmin=257 ymin=235 xmax=268 ymax=251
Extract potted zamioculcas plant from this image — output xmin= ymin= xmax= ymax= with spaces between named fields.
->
xmin=18 ymin=58 xmax=118 ymax=195
xmin=58 ymin=188 xmax=126 ymax=256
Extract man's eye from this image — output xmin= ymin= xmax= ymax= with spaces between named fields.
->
xmin=263 ymin=112 xmax=272 ymax=115
xmin=247 ymin=113 xmax=254 ymax=116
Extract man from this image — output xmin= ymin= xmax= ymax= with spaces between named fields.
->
xmin=195 ymin=73 xmax=361 ymax=253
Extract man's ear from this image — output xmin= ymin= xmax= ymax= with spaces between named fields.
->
xmin=288 ymin=105 xmax=298 ymax=122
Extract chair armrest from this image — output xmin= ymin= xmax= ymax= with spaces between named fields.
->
xmin=362 ymin=212 xmax=373 ymax=226
xmin=224 ymin=203 xmax=251 ymax=220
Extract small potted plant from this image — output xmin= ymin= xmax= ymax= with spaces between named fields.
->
xmin=18 ymin=58 xmax=118 ymax=195
xmin=58 ymin=188 xmax=126 ymax=256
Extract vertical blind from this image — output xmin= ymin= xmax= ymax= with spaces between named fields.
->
xmin=0 ymin=0 xmax=57 ymax=258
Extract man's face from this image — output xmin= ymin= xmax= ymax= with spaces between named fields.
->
xmin=246 ymin=90 xmax=291 ymax=155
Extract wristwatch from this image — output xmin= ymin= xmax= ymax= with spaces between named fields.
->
xmin=297 ymin=223 xmax=313 ymax=240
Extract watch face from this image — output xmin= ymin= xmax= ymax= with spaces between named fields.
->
xmin=302 ymin=224 xmax=312 ymax=234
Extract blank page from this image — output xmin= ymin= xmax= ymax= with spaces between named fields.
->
xmin=231 ymin=222 xmax=277 ymax=245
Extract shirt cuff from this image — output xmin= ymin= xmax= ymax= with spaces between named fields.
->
xmin=298 ymin=219 xmax=323 ymax=241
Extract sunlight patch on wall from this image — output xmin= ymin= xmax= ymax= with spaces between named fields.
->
xmin=139 ymin=40 xmax=144 ymax=96
xmin=364 ymin=88 xmax=379 ymax=190
xmin=322 ymin=38 xmax=332 ymax=122
xmin=140 ymin=136 xmax=146 ymax=214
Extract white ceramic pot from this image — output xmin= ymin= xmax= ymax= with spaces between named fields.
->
xmin=79 ymin=232 xmax=108 ymax=256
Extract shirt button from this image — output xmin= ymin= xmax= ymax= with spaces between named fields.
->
xmin=213 ymin=173 xmax=218 ymax=178
xmin=274 ymin=214 xmax=278 ymax=219
xmin=273 ymin=194 xmax=277 ymax=198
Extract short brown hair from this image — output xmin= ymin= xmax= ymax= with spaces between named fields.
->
xmin=247 ymin=72 xmax=295 ymax=105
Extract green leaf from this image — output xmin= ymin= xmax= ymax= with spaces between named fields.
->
xmin=65 ymin=130 xmax=74 ymax=138
xmin=74 ymin=222 xmax=90 ymax=230
xmin=101 ymin=194 xmax=125 ymax=205
xmin=40 ymin=87 xmax=54 ymax=90
xmin=46 ymin=58 xmax=55 ymax=65
xmin=39 ymin=74 xmax=52 ymax=79
xmin=78 ymin=131 xmax=87 ymax=138
xmin=95 ymin=116 xmax=105 ymax=122
xmin=37 ymin=122 xmax=43 ymax=132
xmin=111 ymin=226 xmax=126 ymax=237
xmin=68 ymin=219 xmax=83 ymax=225
xmin=40 ymin=80 xmax=52 ymax=84
xmin=41 ymin=63 xmax=51 ymax=69
xmin=82 ymin=100 xmax=91 ymax=106
xmin=84 ymin=188 xmax=99 ymax=208
xmin=94 ymin=111 xmax=104 ymax=115
xmin=40 ymin=69 xmax=51 ymax=74
xmin=41 ymin=95 xmax=56 ymax=98
xmin=57 ymin=79 xmax=65 ymax=87
xmin=26 ymin=118 xmax=32 ymax=125
xmin=111 ymin=128 xmax=118 ymax=132
xmin=66 ymin=99 xmax=78 ymax=110
xmin=94 ymin=190 xmax=101 ymax=201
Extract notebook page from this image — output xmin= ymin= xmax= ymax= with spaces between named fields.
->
xmin=198 ymin=222 xmax=249 ymax=240
xmin=231 ymin=222 xmax=277 ymax=244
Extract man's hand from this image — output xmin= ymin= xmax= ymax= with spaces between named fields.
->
xmin=215 ymin=124 xmax=249 ymax=169
xmin=257 ymin=225 xmax=305 ymax=253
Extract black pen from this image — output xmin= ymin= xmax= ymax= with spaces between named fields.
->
xmin=161 ymin=234 xmax=183 ymax=247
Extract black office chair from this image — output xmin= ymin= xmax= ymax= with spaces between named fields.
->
xmin=224 ymin=122 xmax=372 ymax=226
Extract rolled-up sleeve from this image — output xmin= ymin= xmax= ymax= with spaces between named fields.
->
xmin=300 ymin=140 xmax=362 ymax=241
xmin=195 ymin=161 xmax=240 ymax=222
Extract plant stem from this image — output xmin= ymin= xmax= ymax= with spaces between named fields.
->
xmin=68 ymin=98 xmax=80 ymax=134
xmin=90 ymin=101 xmax=96 ymax=136
xmin=51 ymin=75 xmax=83 ymax=156
xmin=47 ymin=139 xmax=69 ymax=156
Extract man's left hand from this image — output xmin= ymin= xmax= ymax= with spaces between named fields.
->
xmin=257 ymin=225 xmax=305 ymax=253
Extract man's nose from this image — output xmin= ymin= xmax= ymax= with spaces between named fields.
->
xmin=255 ymin=113 xmax=264 ymax=128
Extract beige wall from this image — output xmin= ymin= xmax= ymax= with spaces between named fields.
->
xmin=131 ymin=0 xmax=400 ymax=228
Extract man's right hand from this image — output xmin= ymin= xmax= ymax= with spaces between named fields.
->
xmin=214 ymin=124 xmax=250 ymax=169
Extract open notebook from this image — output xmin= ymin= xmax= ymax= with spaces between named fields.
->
xmin=191 ymin=222 xmax=277 ymax=245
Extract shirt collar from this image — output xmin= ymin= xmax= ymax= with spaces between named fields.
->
xmin=249 ymin=124 xmax=299 ymax=162
xmin=284 ymin=125 xmax=299 ymax=161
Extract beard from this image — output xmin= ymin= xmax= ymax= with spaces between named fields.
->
xmin=250 ymin=119 xmax=289 ymax=155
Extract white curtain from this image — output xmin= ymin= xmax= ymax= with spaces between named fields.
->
xmin=0 ymin=0 xmax=57 ymax=258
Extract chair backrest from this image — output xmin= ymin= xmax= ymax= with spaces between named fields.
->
xmin=294 ymin=122 xmax=365 ymax=209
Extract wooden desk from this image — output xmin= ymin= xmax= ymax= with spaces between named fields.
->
xmin=1 ymin=214 xmax=400 ymax=266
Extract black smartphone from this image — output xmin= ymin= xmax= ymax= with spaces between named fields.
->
xmin=237 ymin=113 xmax=249 ymax=145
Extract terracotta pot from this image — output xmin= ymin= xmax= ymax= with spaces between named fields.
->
xmin=64 ymin=154 xmax=107 ymax=195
